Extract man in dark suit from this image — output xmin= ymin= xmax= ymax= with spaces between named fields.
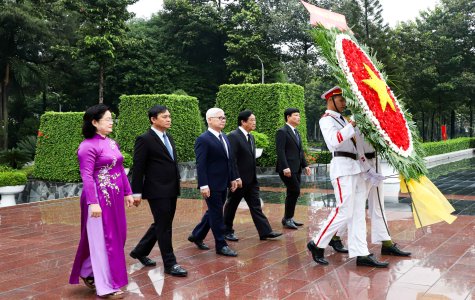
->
xmin=129 ymin=105 xmax=187 ymax=277
xmin=275 ymin=108 xmax=311 ymax=230
xmin=223 ymin=110 xmax=282 ymax=241
xmin=188 ymin=107 xmax=239 ymax=257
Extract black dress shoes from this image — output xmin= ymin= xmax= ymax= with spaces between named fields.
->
xmin=307 ymin=241 xmax=329 ymax=265
xmin=260 ymin=231 xmax=283 ymax=240
xmin=224 ymin=233 xmax=239 ymax=242
xmin=165 ymin=264 xmax=188 ymax=277
xmin=188 ymin=234 xmax=210 ymax=250
xmin=216 ymin=246 xmax=238 ymax=257
xmin=356 ymin=254 xmax=389 ymax=268
xmin=291 ymin=219 xmax=303 ymax=226
xmin=381 ymin=243 xmax=411 ymax=256
xmin=328 ymin=239 xmax=349 ymax=253
xmin=282 ymin=218 xmax=298 ymax=230
xmin=130 ymin=251 xmax=156 ymax=267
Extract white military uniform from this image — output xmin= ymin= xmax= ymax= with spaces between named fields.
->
xmin=359 ymin=138 xmax=392 ymax=244
xmin=312 ymin=110 xmax=370 ymax=258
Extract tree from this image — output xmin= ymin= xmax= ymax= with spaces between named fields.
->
xmin=224 ymin=0 xmax=284 ymax=83
xmin=65 ymin=0 xmax=138 ymax=103
xmin=0 ymin=0 xmax=55 ymax=149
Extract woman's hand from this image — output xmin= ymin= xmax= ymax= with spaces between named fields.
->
xmin=125 ymin=195 xmax=134 ymax=208
xmin=90 ymin=204 xmax=102 ymax=218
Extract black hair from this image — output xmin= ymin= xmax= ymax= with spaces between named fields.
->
xmin=82 ymin=104 xmax=110 ymax=139
xmin=284 ymin=108 xmax=300 ymax=122
xmin=237 ymin=109 xmax=253 ymax=127
xmin=148 ymin=105 xmax=168 ymax=124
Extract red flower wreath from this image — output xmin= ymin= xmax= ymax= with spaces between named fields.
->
xmin=335 ymin=35 xmax=413 ymax=157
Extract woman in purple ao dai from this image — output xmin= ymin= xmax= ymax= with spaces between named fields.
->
xmin=69 ymin=104 xmax=134 ymax=299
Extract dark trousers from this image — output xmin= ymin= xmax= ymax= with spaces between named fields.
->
xmin=192 ymin=190 xmax=227 ymax=250
xmin=223 ymin=183 xmax=272 ymax=238
xmin=132 ymin=197 xmax=177 ymax=268
xmin=279 ymin=171 xmax=302 ymax=219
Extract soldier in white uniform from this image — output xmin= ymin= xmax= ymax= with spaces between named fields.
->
xmin=357 ymin=137 xmax=411 ymax=256
xmin=307 ymin=86 xmax=388 ymax=267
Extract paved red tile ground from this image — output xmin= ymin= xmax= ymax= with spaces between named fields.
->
xmin=0 ymin=197 xmax=474 ymax=299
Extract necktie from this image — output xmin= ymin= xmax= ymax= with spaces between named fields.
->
xmin=339 ymin=115 xmax=346 ymax=123
xmin=219 ymin=133 xmax=228 ymax=158
xmin=294 ymin=129 xmax=300 ymax=144
xmin=247 ymin=133 xmax=253 ymax=151
xmin=163 ymin=133 xmax=174 ymax=160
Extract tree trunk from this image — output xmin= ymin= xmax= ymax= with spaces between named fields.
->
xmin=430 ymin=110 xmax=436 ymax=141
xmin=421 ymin=111 xmax=425 ymax=141
xmin=99 ymin=63 xmax=104 ymax=103
xmin=364 ymin=0 xmax=369 ymax=39
xmin=470 ymin=103 xmax=473 ymax=137
xmin=450 ymin=109 xmax=455 ymax=139
xmin=1 ymin=63 xmax=10 ymax=150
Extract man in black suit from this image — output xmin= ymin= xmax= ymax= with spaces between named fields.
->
xmin=188 ymin=107 xmax=239 ymax=257
xmin=275 ymin=108 xmax=311 ymax=230
xmin=129 ymin=105 xmax=187 ymax=277
xmin=223 ymin=110 xmax=282 ymax=241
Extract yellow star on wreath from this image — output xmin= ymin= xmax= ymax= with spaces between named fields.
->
xmin=362 ymin=63 xmax=396 ymax=112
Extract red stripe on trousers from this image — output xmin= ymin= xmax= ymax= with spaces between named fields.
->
xmin=316 ymin=178 xmax=343 ymax=246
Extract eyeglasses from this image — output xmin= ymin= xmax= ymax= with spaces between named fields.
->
xmin=100 ymin=118 xmax=114 ymax=124
xmin=210 ymin=116 xmax=226 ymax=121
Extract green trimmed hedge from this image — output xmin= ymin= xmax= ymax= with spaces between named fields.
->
xmin=422 ymin=137 xmax=475 ymax=157
xmin=216 ymin=83 xmax=306 ymax=166
xmin=0 ymin=171 xmax=27 ymax=187
xmin=33 ymin=112 xmax=84 ymax=182
xmin=116 ymin=94 xmax=203 ymax=162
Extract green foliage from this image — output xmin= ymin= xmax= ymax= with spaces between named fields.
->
xmin=20 ymin=164 xmax=35 ymax=178
xmin=122 ymin=152 xmax=132 ymax=169
xmin=33 ymin=112 xmax=84 ymax=182
xmin=0 ymin=148 xmax=30 ymax=169
xmin=16 ymin=135 xmax=37 ymax=160
xmin=251 ymin=131 xmax=270 ymax=149
xmin=116 ymin=94 xmax=203 ymax=162
xmin=216 ymin=83 xmax=306 ymax=166
xmin=422 ymin=137 xmax=475 ymax=157
xmin=0 ymin=171 xmax=27 ymax=187
xmin=0 ymin=165 xmax=14 ymax=172
xmin=224 ymin=1 xmax=283 ymax=83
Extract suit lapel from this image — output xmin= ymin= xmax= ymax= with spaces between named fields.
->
xmin=237 ymin=129 xmax=253 ymax=156
xmin=286 ymin=125 xmax=300 ymax=149
xmin=206 ymin=130 xmax=228 ymax=158
xmin=149 ymin=129 xmax=174 ymax=160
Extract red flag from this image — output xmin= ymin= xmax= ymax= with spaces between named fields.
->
xmin=300 ymin=0 xmax=350 ymax=32
xmin=441 ymin=125 xmax=447 ymax=141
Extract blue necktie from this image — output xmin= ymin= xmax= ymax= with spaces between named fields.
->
xmin=219 ymin=134 xmax=228 ymax=158
xmin=163 ymin=133 xmax=174 ymax=160
xmin=294 ymin=129 xmax=300 ymax=144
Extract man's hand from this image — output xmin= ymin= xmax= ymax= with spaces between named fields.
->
xmin=90 ymin=204 xmax=102 ymax=218
xmin=283 ymin=168 xmax=291 ymax=177
xmin=132 ymin=196 xmax=142 ymax=207
xmin=125 ymin=195 xmax=134 ymax=208
xmin=201 ymin=187 xmax=211 ymax=199
xmin=236 ymin=179 xmax=243 ymax=189
xmin=304 ymin=166 xmax=311 ymax=176
xmin=230 ymin=180 xmax=238 ymax=192
xmin=350 ymin=120 xmax=356 ymax=127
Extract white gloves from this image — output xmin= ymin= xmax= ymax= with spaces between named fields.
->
xmin=363 ymin=168 xmax=385 ymax=187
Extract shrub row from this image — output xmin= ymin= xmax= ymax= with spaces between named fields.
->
xmin=216 ymin=83 xmax=306 ymax=167
xmin=421 ymin=137 xmax=475 ymax=157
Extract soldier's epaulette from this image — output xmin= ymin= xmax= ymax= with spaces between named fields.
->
xmin=321 ymin=113 xmax=330 ymax=119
